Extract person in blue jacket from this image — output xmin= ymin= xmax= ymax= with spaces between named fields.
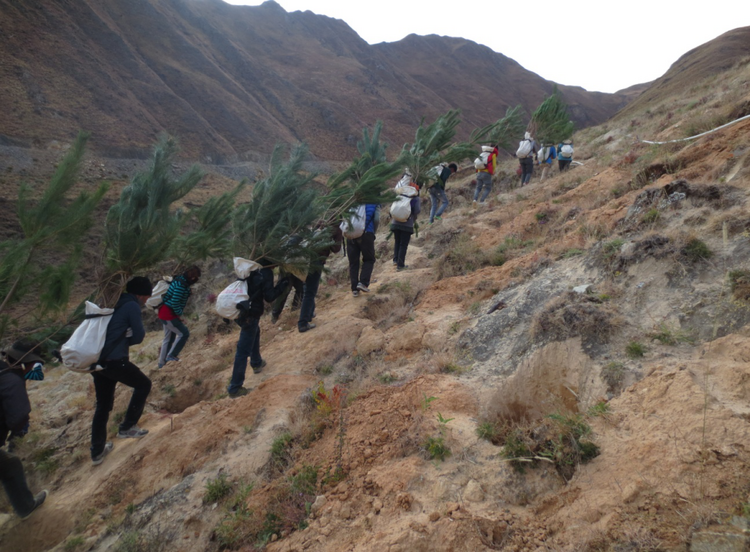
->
xmin=90 ymin=276 xmax=153 ymax=466
xmin=347 ymin=203 xmax=380 ymax=296
xmin=538 ymin=144 xmax=557 ymax=181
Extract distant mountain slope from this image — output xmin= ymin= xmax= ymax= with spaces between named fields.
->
xmin=0 ymin=0 xmax=630 ymax=160
xmin=618 ymin=26 xmax=750 ymax=118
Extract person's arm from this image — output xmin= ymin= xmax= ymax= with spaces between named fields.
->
xmin=412 ymin=197 xmax=421 ymax=218
xmin=125 ymin=302 xmax=146 ymax=345
xmin=261 ymin=268 xmax=289 ymax=303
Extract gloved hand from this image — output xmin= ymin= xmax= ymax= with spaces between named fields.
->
xmin=125 ymin=328 xmax=133 ymax=338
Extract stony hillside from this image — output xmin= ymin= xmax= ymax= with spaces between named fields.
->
xmin=3 ymin=24 xmax=750 ymax=552
xmin=0 ymin=0 xmax=628 ymax=161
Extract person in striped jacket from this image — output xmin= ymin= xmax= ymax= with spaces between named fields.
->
xmin=157 ymin=266 xmax=201 ymax=368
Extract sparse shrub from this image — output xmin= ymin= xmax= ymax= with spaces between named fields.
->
xmin=561 ymin=248 xmax=585 ymax=259
xmin=317 ymin=364 xmax=334 ymax=376
xmin=641 ymin=208 xmax=660 ymax=224
xmin=378 ymin=372 xmax=397 ymax=384
xmin=434 ymin=235 xmax=494 ymax=279
xmin=681 ymin=238 xmax=712 ymax=262
xmin=648 ymin=323 xmax=694 ymax=345
xmin=64 ymin=536 xmax=86 ymax=551
xmin=611 ymin=186 xmax=625 ymax=198
xmin=728 ymin=269 xmax=750 ymax=301
xmin=204 ymin=473 xmax=233 ymax=503
xmin=33 ymin=447 xmax=59 ymax=476
xmin=312 ymin=382 xmax=345 ymax=417
xmin=601 ymin=361 xmax=626 ymax=394
xmin=424 ymin=436 xmax=451 ymax=461
xmin=625 ymin=341 xmax=646 ymax=358
xmin=587 ymin=401 xmax=610 ymax=417
xmin=162 ymin=384 xmax=176 ymax=398
xmin=476 ymin=421 xmax=499 ymax=442
xmin=531 ymin=292 xmax=619 ymax=347
xmin=603 ymin=238 xmax=624 ymax=259
xmin=270 ymin=432 xmax=294 ymax=470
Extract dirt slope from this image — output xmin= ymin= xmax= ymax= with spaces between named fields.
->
xmin=1 ymin=31 xmax=750 ymax=552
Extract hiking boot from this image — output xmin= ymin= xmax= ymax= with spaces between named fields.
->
xmin=229 ymin=387 xmax=250 ymax=398
xmin=20 ymin=490 xmax=48 ymax=520
xmin=252 ymin=359 xmax=267 ymax=374
xmin=298 ymin=322 xmax=316 ymax=333
xmin=352 ymin=290 xmax=359 ymax=297
xmin=92 ymin=442 xmax=114 ymax=466
xmin=397 ymin=265 xmax=409 ymax=271
xmin=166 ymin=355 xmax=180 ymax=363
xmin=357 ymin=282 xmax=370 ymax=293
xmin=118 ymin=426 xmax=149 ymax=439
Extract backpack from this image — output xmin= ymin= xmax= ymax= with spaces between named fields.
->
xmin=390 ymin=185 xmax=418 ymax=223
xmin=473 ymin=151 xmax=491 ymax=170
xmin=145 ymin=276 xmax=173 ymax=310
xmin=538 ymin=146 xmax=549 ymax=163
xmin=559 ymin=143 xmax=574 ymax=159
xmin=340 ymin=204 xmax=367 ymax=239
xmin=516 ymin=139 xmax=533 ymax=158
xmin=59 ymin=301 xmax=115 ymax=372
xmin=215 ymin=257 xmax=261 ymax=319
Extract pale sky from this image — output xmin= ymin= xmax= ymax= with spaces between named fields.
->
xmin=222 ymin=0 xmax=750 ymax=93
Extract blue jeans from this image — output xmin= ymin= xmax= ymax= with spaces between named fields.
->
xmin=298 ymin=268 xmax=321 ymax=328
xmin=229 ymin=318 xmax=261 ymax=393
xmin=429 ymin=186 xmax=448 ymax=221
xmin=474 ymin=172 xmax=492 ymax=202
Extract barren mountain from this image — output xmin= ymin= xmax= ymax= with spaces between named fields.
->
xmin=0 ymin=0 xmax=629 ymax=161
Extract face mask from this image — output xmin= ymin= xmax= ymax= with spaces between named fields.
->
xmin=24 ymin=362 xmax=44 ymax=381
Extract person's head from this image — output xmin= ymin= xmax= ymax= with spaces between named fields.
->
xmin=184 ymin=265 xmax=201 ymax=285
xmin=4 ymin=340 xmax=44 ymax=376
xmin=448 ymin=163 xmax=458 ymax=174
xmin=126 ymin=276 xmax=153 ymax=306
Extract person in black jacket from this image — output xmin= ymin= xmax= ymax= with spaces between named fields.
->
xmin=0 ymin=342 xmax=48 ymax=519
xmin=90 ymin=276 xmax=153 ymax=466
xmin=228 ymin=262 xmax=289 ymax=398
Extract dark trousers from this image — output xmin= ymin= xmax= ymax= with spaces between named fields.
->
xmin=91 ymin=359 xmax=152 ymax=458
xmin=298 ymin=268 xmax=321 ymax=328
xmin=229 ymin=318 xmax=261 ymax=393
xmin=347 ymin=232 xmax=375 ymax=291
xmin=520 ymin=158 xmax=534 ymax=185
xmin=558 ymin=159 xmax=572 ymax=171
xmin=272 ymin=273 xmax=304 ymax=317
xmin=0 ymin=449 xmax=36 ymax=517
xmin=392 ymin=229 xmax=412 ymax=268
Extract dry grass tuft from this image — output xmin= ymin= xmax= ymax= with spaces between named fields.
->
xmin=531 ymin=292 xmax=620 ymax=346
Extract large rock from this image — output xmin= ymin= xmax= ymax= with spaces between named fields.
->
xmin=356 ymin=326 xmax=386 ymax=356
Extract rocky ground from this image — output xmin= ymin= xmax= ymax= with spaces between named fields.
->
xmin=1 ymin=59 xmax=750 ymax=552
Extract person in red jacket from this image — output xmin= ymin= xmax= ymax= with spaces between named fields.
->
xmin=473 ymin=144 xmax=498 ymax=205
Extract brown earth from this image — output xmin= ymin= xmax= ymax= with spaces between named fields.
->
xmin=2 ymin=19 xmax=750 ymax=552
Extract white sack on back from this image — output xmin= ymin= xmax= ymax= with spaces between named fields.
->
xmin=234 ymin=257 xmax=262 ymax=279
xmin=145 ymin=276 xmax=172 ymax=309
xmin=60 ymin=301 xmax=114 ymax=372
xmin=215 ymin=280 xmax=249 ymax=319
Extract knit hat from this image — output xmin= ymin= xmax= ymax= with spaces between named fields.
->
xmin=125 ymin=276 xmax=153 ymax=296
xmin=4 ymin=341 xmax=44 ymax=366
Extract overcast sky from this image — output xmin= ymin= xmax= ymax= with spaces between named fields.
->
xmin=222 ymin=0 xmax=749 ymax=93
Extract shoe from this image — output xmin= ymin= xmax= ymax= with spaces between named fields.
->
xmin=166 ymin=355 xmax=180 ymax=363
xmin=252 ymin=359 xmax=267 ymax=374
xmin=228 ymin=387 xmax=250 ymax=398
xmin=393 ymin=260 xmax=398 ymax=265
xmin=397 ymin=265 xmax=409 ymax=271
xmin=473 ymin=200 xmax=477 ymax=205
xmin=118 ymin=426 xmax=149 ymax=439
xmin=20 ymin=490 xmax=48 ymax=520
xmin=92 ymin=442 xmax=114 ymax=466
xmin=298 ymin=322 xmax=316 ymax=333
xmin=271 ymin=314 xmax=279 ymax=324
xmin=157 ymin=363 xmax=164 ymax=369
xmin=434 ymin=216 xmax=442 ymax=221
xmin=357 ymin=282 xmax=370 ymax=293
xmin=352 ymin=290 xmax=359 ymax=297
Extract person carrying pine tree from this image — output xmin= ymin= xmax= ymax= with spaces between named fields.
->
xmin=157 ymin=265 xmax=201 ymax=368
xmin=429 ymin=163 xmax=458 ymax=223
xmin=228 ymin=261 xmax=289 ymax=398
xmin=347 ymin=204 xmax=380 ymax=296
xmin=473 ymin=145 xmax=498 ymax=205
